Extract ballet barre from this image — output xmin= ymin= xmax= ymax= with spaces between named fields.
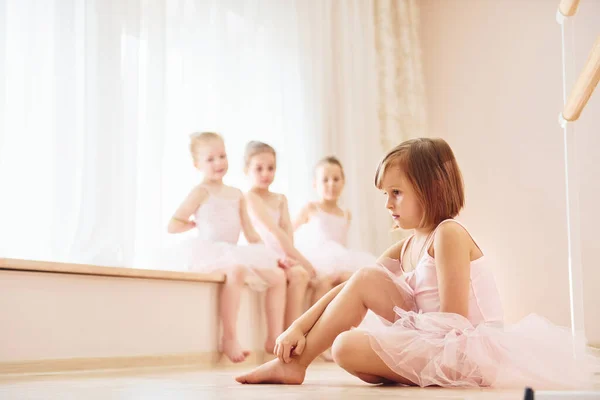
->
xmin=549 ymin=1 xmax=600 ymax=398
xmin=562 ymin=36 xmax=600 ymax=122
xmin=558 ymin=0 xmax=581 ymax=17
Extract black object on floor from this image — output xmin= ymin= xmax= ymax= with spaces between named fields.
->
xmin=524 ymin=387 xmax=534 ymax=400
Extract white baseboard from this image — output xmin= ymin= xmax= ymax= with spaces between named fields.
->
xmin=0 ymin=350 xmax=281 ymax=376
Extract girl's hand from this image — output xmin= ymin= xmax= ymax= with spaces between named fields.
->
xmin=278 ymin=257 xmax=298 ymax=269
xmin=305 ymin=264 xmax=317 ymax=279
xmin=274 ymin=325 xmax=306 ymax=363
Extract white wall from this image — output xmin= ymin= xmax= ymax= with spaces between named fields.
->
xmin=420 ymin=0 xmax=600 ymax=344
xmin=0 ymin=270 xmax=265 ymax=362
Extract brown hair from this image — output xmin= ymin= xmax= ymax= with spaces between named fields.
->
xmin=244 ymin=141 xmax=276 ymax=170
xmin=375 ymin=138 xmax=464 ymax=228
xmin=189 ymin=132 xmax=223 ymax=164
xmin=315 ymin=156 xmax=345 ymax=180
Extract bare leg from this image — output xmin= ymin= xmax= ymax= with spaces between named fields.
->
xmin=319 ymin=272 xmax=353 ymax=361
xmin=284 ymin=266 xmax=310 ymax=329
xmin=332 ymin=330 xmax=414 ymax=385
xmin=236 ymin=266 xmax=409 ymax=383
xmin=311 ymin=275 xmax=335 ymax=305
xmin=254 ymin=268 xmax=287 ymax=354
xmin=221 ymin=265 xmax=251 ymax=363
xmin=333 ymin=271 xmax=354 ymax=286
xmin=312 ymin=274 xmax=336 ymax=361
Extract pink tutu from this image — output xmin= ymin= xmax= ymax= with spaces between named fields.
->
xmin=185 ymin=238 xmax=279 ymax=291
xmin=364 ymin=308 xmax=595 ymax=389
xmin=297 ymin=240 xmax=377 ymax=277
xmin=166 ymin=189 xmax=283 ymax=291
xmin=294 ymin=205 xmax=377 ymax=277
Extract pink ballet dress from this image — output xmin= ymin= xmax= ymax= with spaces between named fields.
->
xmin=185 ymin=190 xmax=279 ymax=291
xmin=362 ymin=219 xmax=595 ymax=389
xmin=294 ymin=206 xmax=377 ymax=276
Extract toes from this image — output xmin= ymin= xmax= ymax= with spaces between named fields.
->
xmin=232 ymin=352 xmax=248 ymax=363
xmin=236 ymin=373 xmax=255 ymax=384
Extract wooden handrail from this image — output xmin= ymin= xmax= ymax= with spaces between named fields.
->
xmin=563 ymin=36 xmax=600 ymax=122
xmin=0 ymin=257 xmax=226 ymax=283
xmin=558 ymin=0 xmax=581 ymax=17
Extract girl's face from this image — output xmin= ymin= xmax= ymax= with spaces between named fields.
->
xmin=195 ymin=139 xmax=228 ymax=181
xmin=315 ymin=163 xmax=345 ymax=202
xmin=379 ymin=167 xmax=424 ymax=230
xmin=246 ymin=152 xmax=276 ymax=190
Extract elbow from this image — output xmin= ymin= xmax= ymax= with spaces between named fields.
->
xmin=245 ymin=233 xmax=261 ymax=244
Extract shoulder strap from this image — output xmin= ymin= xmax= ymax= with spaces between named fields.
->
xmin=399 ymin=235 xmax=414 ymax=271
xmin=425 ymin=219 xmax=483 ymax=255
xmin=342 ymin=207 xmax=350 ymax=225
xmin=313 ymin=202 xmax=324 ymax=213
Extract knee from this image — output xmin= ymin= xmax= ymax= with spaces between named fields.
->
xmin=319 ymin=274 xmax=338 ymax=287
xmin=286 ymin=266 xmax=310 ymax=286
xmin=263 ymin=267 xmax=287 ymax=286
xmin=333 ymin=271 xmax=354 ymax=285
xmin=309 ymin=277 xmax=332 ymax=293
xmin=226 ymin=265 xmax=247 ymax=284
xmin=331 ymin=331 xmax=356 ymax=370
xmin=350 ymin=266 xmax=389 ymax=287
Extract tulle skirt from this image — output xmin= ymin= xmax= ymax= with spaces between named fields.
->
xmin=362 ymin=306 xmax=596 ymax=389
xmin=297 ymin=240 xmax=377 ymax=277
xmin=168 ymin=238 xmax=280 ymax=291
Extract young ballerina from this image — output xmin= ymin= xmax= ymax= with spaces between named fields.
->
xmin=294 ymin=156 xmax=377 ymax=305
xmin=236 ymin=137 xmax=593 ymax=388
xmin=243 ymin=141 xmax=316 ymax=329
xmin=168 ymin=132 xmax=287 ymax=363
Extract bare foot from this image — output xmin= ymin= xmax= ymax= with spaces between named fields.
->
xmin=264 ymin=337 xmax=277 ymax=355
xmin=221 ymin=338 xmax=250 ymax=363
xmin=235 ymin=358 xmax=306 ymax=385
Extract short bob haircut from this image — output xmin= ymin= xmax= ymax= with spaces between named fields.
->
xmin=375 ymin=138 xmax=465 ymax=228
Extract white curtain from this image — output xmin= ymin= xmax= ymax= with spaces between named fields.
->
xmin=0 ymin=0 xmax=407 ymax=269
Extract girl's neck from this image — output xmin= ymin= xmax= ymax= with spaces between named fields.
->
xmin=249 ymin=186 xmax=271 ymax=198
xmin=413 ymin=225 xmax=435 ymax=240
xmin=201 ymin=178 xmax=224 ymax=189
xmin=318 ymin=199 xmax=339 ymax=210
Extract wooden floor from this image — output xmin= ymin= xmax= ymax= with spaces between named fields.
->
xmin=1 ymin=364 xmax=598 ymax=400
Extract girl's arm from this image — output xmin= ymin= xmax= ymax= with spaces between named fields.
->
xmin=292 ymin=203 xmax=314 ymax=231
xmin=292 ymin=281 xmax=347 ymax=333
xmin=375 ymin=238 xmax=408 ymax=274
xmin=433 ymin=222 xmax=471 ymax=318
xmin=278 ymin=195 xmax=295 ymax=241
xmin=167 ymin=186 xmax=208 ymax=233
xmin=239 ymin=193 xmax=263 ymax=244
xmin=246 ymin=192 xmax=316 ymax=276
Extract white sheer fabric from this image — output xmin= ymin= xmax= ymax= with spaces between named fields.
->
xmin=0 ymin=0 xmax=420 ymax=268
